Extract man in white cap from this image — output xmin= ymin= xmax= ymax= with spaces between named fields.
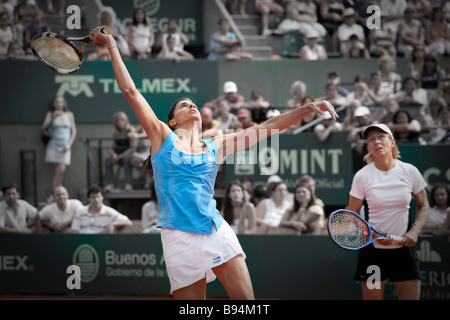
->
xmin=203 ymin=81 xmax=245 ymax=115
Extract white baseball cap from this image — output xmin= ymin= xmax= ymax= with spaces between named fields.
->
xmin=354 ymin=106 xmax=370 ymax=117
xmin=362 ymin=123 xmax=394 ymax=139
xmin=223 ymin=81 xmax=238 ymax=93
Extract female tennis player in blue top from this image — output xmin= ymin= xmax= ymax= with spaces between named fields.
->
xmin=90 ymin=26 xmax=337 ymax=300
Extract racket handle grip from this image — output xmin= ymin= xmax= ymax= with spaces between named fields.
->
xmin=100 ymin=27 xmax=110 ymax=35
xmin=390 ymin=235 xmax=403 ymax=241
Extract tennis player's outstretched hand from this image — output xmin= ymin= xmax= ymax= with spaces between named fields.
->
xmin=307 ymin=100 xmax=338 ymax=119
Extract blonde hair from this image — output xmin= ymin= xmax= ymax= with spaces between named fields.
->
xmin=363 ymin=141 xmax=401 ymax=163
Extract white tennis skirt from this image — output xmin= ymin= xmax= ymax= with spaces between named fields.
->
xmin=160 ymin=220 xmax=246 ymax=294
xmin=45 ymin=144 xmax=71 ymax=165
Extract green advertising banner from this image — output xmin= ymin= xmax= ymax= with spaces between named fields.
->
xmin=102 ymin=0 xmax=203 ymax=46
xmin=0 ymin=234 xmax=448 ymax=299
xmin=1 ymin=60 xmax=218 ymax=124
xmin=224 ymin=132 xmax=354 ymax=206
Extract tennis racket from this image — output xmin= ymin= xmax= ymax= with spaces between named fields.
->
xmin=327 ymin=209 xmax=403 ymax=250
xmin=30 ymin=27 xmax=110 ymax=74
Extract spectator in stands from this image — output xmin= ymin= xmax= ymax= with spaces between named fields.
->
xmin=298 ymin=174 xmax=324 ymax=209
xmin=221 ymin=181 xmax=257 ymax=234
xmin=377 ymin=55 xmax=402 ymax=94
xmin=319 ymin=0 xmax=345 ymax=38
xmin=207 ymin=17 xmax=240 ymax=60
xmin=155 ymin=18 xmax=189 ymax=54
xmin=389 ymin=109 xmax=422 ymax=143
xmin=24 ymin=10 xmax=50 ymax=55
xmin=380 ymin=98 xmax=400 ymax=124
xmin=419 ymin=53 xmax=446 ymax=96
xmin=342 ymin=98 xmax=362 ymax=131
xmin=203 ymin=80 xmax=245 ymax=114
xmin=71 ymin=185 xmax=132 ymax=234
xmin=252 ymin=184 xmax=269 ymax=207
xmin=379 ymin=0 xmax=407 ymax=34
xmin=38 ymin=186 xmax=83 ymax=233
xmin=103 ymin=111 xmax=137 ymax=192
xmin=129 ymin=125 xmax=152 ymax=189
xmin=393 ymin=77 xmax=428 ymax=118
xmin=286 ymin=80 xmax=307 ymax=110
xmin=126 ymin=7 xmax=154 ymax=60
xmin=334 ymin=8 xmax=366 ymax=57
xmin=428 ymin=105 xmax=450 ymax=144
xmin=45 ymin=0 xmax=64 ymax=16
xmin=317 ymin=83 xmax=347 ymax=110
xmin=425 ymin=7 xmax=449 ymax=57
xmin=236 ymin=107 xmax=255 ymax=129
xmin=279 ymin=183 xmax=325 ymax=234
xmin=313 ymin=111 xmax=343 ymax=142
xmin=141 ymin=183 xmax=159 ymax=234
xmin=201 ymin=107 xmax=223 ymax=139
xmin=406 ymin=44 xmax=426 ymax=80
xmin=87 ymin=43 xmax=111 ymax=61
xmin=242 ymin=89 xmax=270 ymax=124
xmin=347 ymin=106 xmax=374 ymax=172
xmin=255 ymin=181 xmax=291 ymax=234
xmin=325 ymin=71 xmax=349 ymax=97
xmin=0 ymin=11 xmax=16 ymax=59
xmin=369 ymin=13 xmax=397 ymax=58
xmin=216 ymin=99 xmax=241 ymax=134
xmin=13 ymin=0 xmax=39 ymax=48
xmin=299 ymin=29 xmax=327 ymax=60
xmin=422 ymin=183 xmax=450 ymax=236
xmin=41 ymin=95 xmax=77 ymax=199
xmin=98 ymin=6 xmax=130 ymax=58
xmin=342 ymin=33 xmax=370 ymax=59
xmin=346 ymin=75 xmax=371 ymax=107
xmin=277 ymin=0 xmax=326 ymax=39
xmin=409 ymin=0 xmax=432 ymax=23
xmin=284 ymin=95 xmax=317 ymax=133
xmin=156 ymin=33 xmax=194 ymax=62
xmin=397 ymin=6 xmax=425 ymax=59
xmin=421 ymin=96 xmax=447 ymax=141
xmin=254 ymin=0 xmax=285 ymax=36
xmin=0 ymin=183 xmax=38 ymax=234
xmin=363 ymin=73 xmax=392 ymax=117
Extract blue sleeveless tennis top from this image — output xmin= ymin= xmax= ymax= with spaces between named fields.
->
xmin=151 ymin=131 xmax=223 ymax=234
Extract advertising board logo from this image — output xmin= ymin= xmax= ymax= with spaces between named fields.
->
xmin=72 ymin=244 xmax=99 ymax=283
xmin=55 ymin=75 xmax=94 ymax=97
xmin=417 ymin=240 xmax=442 ymax=263
xmin=134 ymin=0 xmax=160 ymax=16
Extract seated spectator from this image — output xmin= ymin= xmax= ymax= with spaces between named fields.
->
xmin=201 ymin=106 xmax=223 ymax=139
xmin=207 ymin=17 xmax=240 ymax=60
xmin=236 ymin=107 xmax=255 ymax=129
xmin=0 ymin=183 xmax=38 ymax=234
xmin=407 ymin=44 xmax=426 ymax=80
xmin=363 ymin=73 xmax=392 ymax=120
xmin=379 ymin=98 xmax=400 ymax=124
xmin=45 ymin=0 xmax=65 ymax=16
xmin=397 ymin=6 xmax=425 ymax=59
xmin=334 ymin=8 xmax=366 ymax=57
xmin=379 ymin=0 xmax=407 ymax=34
xmin=155 ymin=18 xmax=189 ymax=54
xmin=255 ymin=181 xmax=291 ymax=233
xmin=347 ymin=106 xmax=374 ymax=172
xmin=422 ymin=183 xmax=450 ymax=236
xmin=242 ymin=89 xmax=270 ymax=124
xmin=98 ymin=6 xmax=130 ymax=58
xmin=276 ymin=0 xmax=326 ymax=38
xmin=300 ymin=30 xmax=327 ymax=60
xmin=252 ymin=184 xmax=269 ymax=207
xmin=224 ymin=40 xmax=253 ymax=60
xmin=368 ymin=13 xmax=397 ymax=58
xmin=388 ymin=109 xmax=422 ymax=143
xmin=203 ymin=80 xmax=245 ymax=114
xmin=38 ymin=186 xmax=83 ymax=233
xmin=71 ymin=185 xmax=132 ymax=234
xmin=103 ymin=112 xmax=137 ymax=192
xmin=4 ymin=41 xmax=33 ymax=60
xmin=286 ymin=80 xmax=307 ymax=110
xmin=0 ymin=11 xmax=16 ymax=59
xmin=297 ymin=174 xmax=324 ymax=210
xmin=156 ymin=33 xmax=194 ymax=62
xmin=284 ymin=95 xmax=317 ymax=133
xmin=325 ymin=71 xmax=349 ymax=97
xmin=393 ymin=77 xmax=428 ymax=118
xmin=346 ymin=33 xmax=371 ymax=59
xmin=317 ymin=83 xmax=347 ymax=110
xmin=425 ymin=6 xmax=449 ymax=57
xmin=24 ymin=10 xmax=50 ymax=55
xmin=141 ymin=184 xmax=159 ymax=234
xmin=418 ymin=53 xmax=446 ymax=96
xmin=126 ymin=7 xmax=154 ymax=60
xmin=346 ymin=74 xmax=371 ymax=107
xmin=421 ymin=96 xmax=446 ymax=141
xmin=313 ymin=111 xmax=343 ymax=142
xmin=428 ymin=105 xmax=450 ymax=144
xmin=377 ymin=54 xmax=402 ymax=95
xmin=215 ymin=99 xmax=241 ymax=134
xmin=319 ymin=0 xmax=345 ymax=37
xmin=254 ymin=0 xmax=285 ymax=36
xmin=221 ymin=181 xmax=257 ymax=234
xmin=13 ymin=0 xmax=39 ymax=48
xmin=279 ymin=183 xmax=325 ymax=235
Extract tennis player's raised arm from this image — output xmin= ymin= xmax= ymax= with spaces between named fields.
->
xmin=89 ymin=27 xmax=170 ymax=154
xmin=213 ymin=100 xmax=337 ymax=163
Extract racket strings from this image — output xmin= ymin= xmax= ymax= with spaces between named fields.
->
xmin=328 ymin=212 xmax=370 ymax=248
xmin=31 ymin=36 xmax=81 ymax=73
